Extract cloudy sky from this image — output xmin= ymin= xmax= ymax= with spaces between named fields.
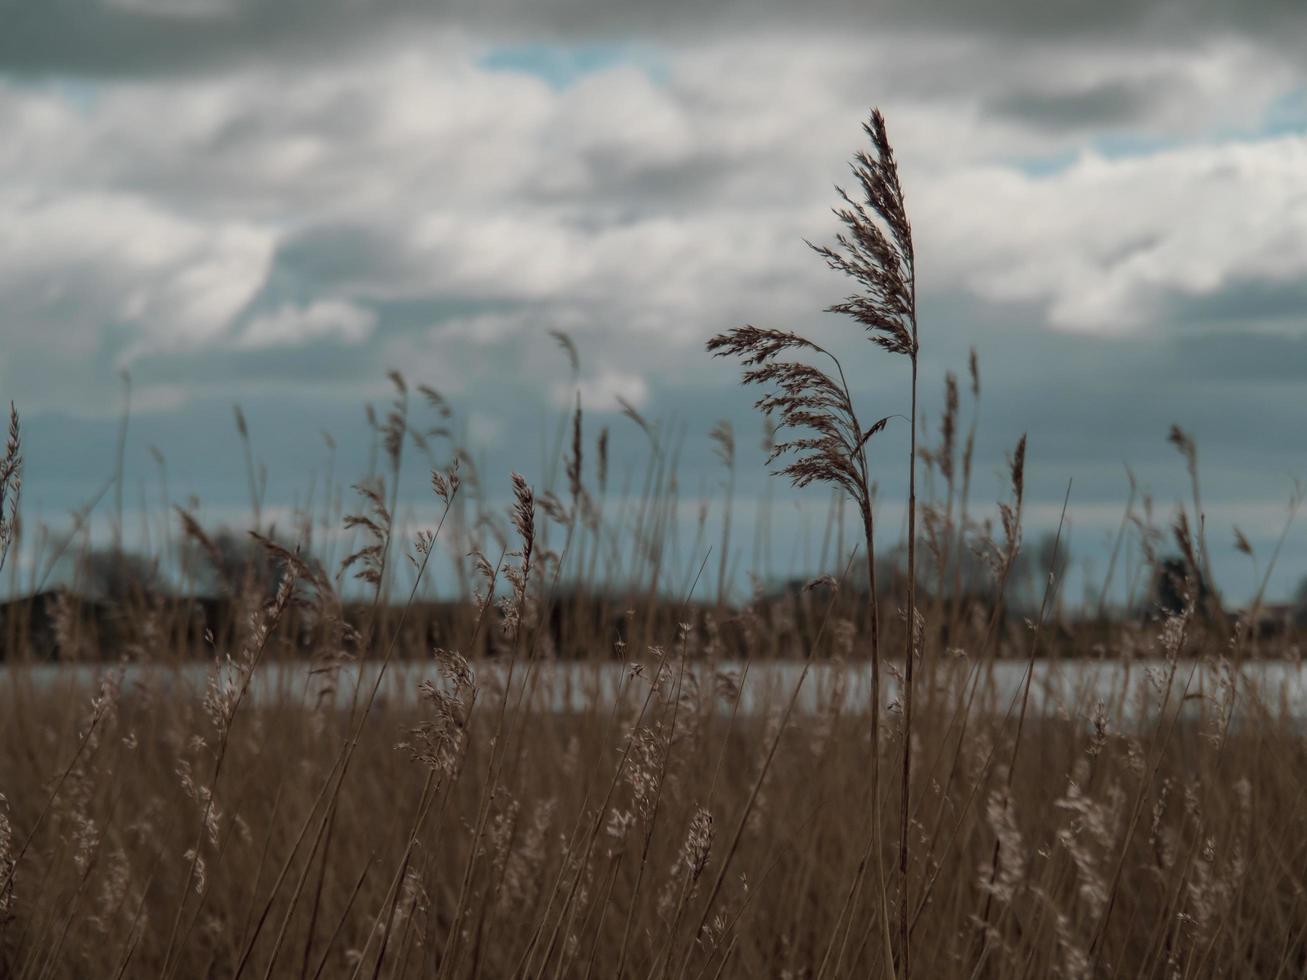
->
xmin=4 ymin=0 xmax=1307 ymax=604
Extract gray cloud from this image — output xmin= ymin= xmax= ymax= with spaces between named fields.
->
xmin=988 ymin=81 xmax=1165 ymax=132
xmin=0 ymin=0 xmax=416 ymax=77
xmin=1168 ymin=278 xmax=1307 ymax=329
xmin=6 ymin=0 xmax=1307 ymax=80
xmin=1174 ymin=330 xmax=1307 ymax=383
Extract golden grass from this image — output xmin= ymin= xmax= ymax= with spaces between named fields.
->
xmin=2 ymin=652 xmax=1304 ymax=978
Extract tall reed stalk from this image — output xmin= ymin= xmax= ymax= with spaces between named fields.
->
xmin=710 ymin=106 xmax=918 ymax=974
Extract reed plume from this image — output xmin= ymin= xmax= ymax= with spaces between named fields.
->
xmin=709 ymin=105 xmax=918 ymax=972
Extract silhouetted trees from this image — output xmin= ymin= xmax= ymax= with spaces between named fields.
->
xmin=1294 ymin=575 xmax=1307 ymax=629
xmin=1143 ymin=555 xmax=1216 ymax=620
xmin=77 ymin=548 xmax=161 ymax=602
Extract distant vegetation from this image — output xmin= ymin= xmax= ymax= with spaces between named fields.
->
xmin=1 ymin=111 xmax=1305 ymax=979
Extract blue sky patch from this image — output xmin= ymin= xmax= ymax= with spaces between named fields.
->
xmin=4 ymin=74 xmax=99 ymax=114
xmin=1008 ymin=132 xmax=1187 ymax=178
xmin=478 ymin=42 xmax=667 ymax=90
xmin=1260 ymin=87 xmax=1307 ymax=137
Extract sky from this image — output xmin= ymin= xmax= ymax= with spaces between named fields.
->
xmin=3 ymin=0 xmax=1307 ymax=605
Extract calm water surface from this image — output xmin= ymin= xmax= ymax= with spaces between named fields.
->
xmin=4 ymin=658 xmax=1305 ymax=727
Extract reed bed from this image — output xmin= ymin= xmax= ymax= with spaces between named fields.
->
xmin=2 ymin=633 xmax=1304 ymax=978
xmin=2 ymin=109 xmax=1306 ymax=979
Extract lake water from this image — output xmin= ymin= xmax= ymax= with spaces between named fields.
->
xmin=4 ymin=657 xmax=1305 ymax=728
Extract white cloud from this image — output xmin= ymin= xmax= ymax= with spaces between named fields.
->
xmin=3 ymin=27 xmax=1307 ymax=416
xmin=237 ymin=300 xmax=377 ymax=349
xmin=921 ymin=136 xmax=1307 ymax=333
xmin=553 ymin=368 xmax=650 ymax=413
xmin=0 ymin=188 xmax=273 ymax=357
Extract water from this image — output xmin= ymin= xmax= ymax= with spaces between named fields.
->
xmin=4 ymin=657 xmax=1305 ymax=728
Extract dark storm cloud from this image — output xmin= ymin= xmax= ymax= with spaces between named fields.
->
xmin=1169 ymin=278 xmax=1307 ymax=329
xmin=5 ymin=0 xmax=1307 ymax=78
xmin=988 ymin=82 xmax=1165 ymax=133
xmin=134 ymin=340 xmax=378 ymax=386
xmin=267 ymin=227 xmax=413 ymax=301
xmin=0 ymin=0 xmax=418 ymax=76
xmin=1174 ymin=331 xmax=1307 ymax=383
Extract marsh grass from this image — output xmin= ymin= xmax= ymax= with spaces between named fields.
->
xmin=1 ymin=110 xmax=1306 ymax=980
xmin=2 ymin=650 xmax=1304 ymax=978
